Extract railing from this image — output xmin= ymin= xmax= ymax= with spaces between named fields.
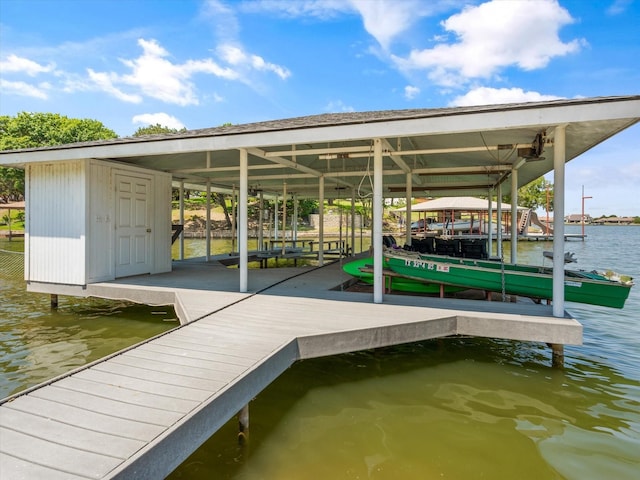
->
xmin=0 ymin=249 xmax=24 ymax=278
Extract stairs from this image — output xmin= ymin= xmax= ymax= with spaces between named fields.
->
xmin=518 ymin=209 xmax=531 ymax=234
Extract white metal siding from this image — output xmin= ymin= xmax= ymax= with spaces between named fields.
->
xmin=26 ymin=161 xmax=87 ymax=285
xmin=87 ymin=161 xmax=114 ymax=282
xmin=152 ymin=171 xmax=172 ymax=274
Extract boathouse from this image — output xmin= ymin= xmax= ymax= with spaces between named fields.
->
xmin=1 ymin=95 xmax=637 ymax=314
xmin=1 ymin=95 xmax=639 ymax=479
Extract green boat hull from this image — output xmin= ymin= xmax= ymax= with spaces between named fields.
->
xmin=342 ymin=257 xmax=463 ymax=294
xmin=384 ymin=252 xmax=633 ymax=309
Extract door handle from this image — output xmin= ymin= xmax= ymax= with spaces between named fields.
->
xmin=147 ymin=228 xmax=152 ymax=233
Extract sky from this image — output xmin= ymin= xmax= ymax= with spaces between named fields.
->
xmin=1 ymin=0 xmax=638 ymax=216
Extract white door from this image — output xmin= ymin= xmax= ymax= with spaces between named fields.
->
xmin=115 ymin=174 xmax=152 ymax=277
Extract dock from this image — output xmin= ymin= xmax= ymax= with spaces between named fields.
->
xmin=0 ymin=257 xmax=582 ymax=479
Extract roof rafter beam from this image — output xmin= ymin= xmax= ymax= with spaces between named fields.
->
xmin=246 ymin=147 xmax=323 ymax=177
xmin=170 ymin=164 xmax=286 ymax=174
xmin=246 ymin=147 xmax=354 ymax=189
xmin=266 ymin=144 xmax=371 ymax=158
xmin=414 ymin=165 xmax=512 ymax=175
xmin=381 ymin=138 xmax=411 ymax=174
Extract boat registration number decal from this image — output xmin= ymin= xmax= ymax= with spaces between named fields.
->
xmin=565 ymin=280 xmax=582 ymax=287
xmin=404 ymin=259 xmax=449 ymax=272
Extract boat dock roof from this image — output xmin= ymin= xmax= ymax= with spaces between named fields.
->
xmin=0 ymin=258 xmax=581 ymax=479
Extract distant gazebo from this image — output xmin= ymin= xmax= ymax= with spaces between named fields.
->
xmin=393 ymin=196 xmax=524 ymax=234
xmin=0 ymin=201 xmax=25 ymax=240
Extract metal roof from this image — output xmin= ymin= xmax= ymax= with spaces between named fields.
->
xmin=393 ymin=196 xmax=524 ymax=212
xmin=1 ymin=95 xmax=638 ymax=199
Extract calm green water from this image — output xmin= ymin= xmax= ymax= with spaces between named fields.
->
xmin=2 ymin=227 xmax=639 ymax=479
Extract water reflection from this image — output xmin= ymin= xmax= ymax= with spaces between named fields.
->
xmin=0 ymin=269 xmax=177 ymax=398
xmin=169 ymin=338 xmax=640 ymax=479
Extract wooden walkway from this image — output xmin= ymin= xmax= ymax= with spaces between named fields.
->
xmin=0 ymin=258 xmax=582 ymax=479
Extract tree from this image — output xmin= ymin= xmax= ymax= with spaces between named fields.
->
xmin=505 ymin=177 xmax=554 ymax=211
xmin=132 ymin=124 xmax=186 ymax=136
xmin=0 ymin=112 xmax=117 ymax=202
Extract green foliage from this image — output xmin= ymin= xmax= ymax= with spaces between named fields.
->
xmin=505 ymin=177 xmax=553 ymax=211
xmin=0 ymin=112 xmax=117 ymax=202
xmin=0 ymin=112 xmax=117 ymax=149
xmin=132 ymin=124 xmax=186 ymax=136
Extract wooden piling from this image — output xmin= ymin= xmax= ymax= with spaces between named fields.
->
xmin=238 ymin=404 xmax=249 ymax=445
xmin=50 ymin=294 xmax=58 ymax=309
xmin=549 ymin=343 xmax=564 ymax=368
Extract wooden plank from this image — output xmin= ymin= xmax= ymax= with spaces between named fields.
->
xmin=120 ymin=348 xmax=247 ymax=378
xmin=92 ymin=361 xmax=226 ymax=392
xmin=155 ymin=335 xmax=276 ymax=359
xmin=0 ymin=427 xmax=122 ymax=478
xmin=4 ymin=396 xmax=165 ymax=442
xmin=151 ymin=336 xmax=269 ymax=363
xmin=54 ymin=376 xmax=199 ymax=414
xmin=72 ymin=369 xmax=212 ymax=402
xmin=137 ymin=342 xmax=258 ymax=367
xmin=0 ymin=452 xmax=86 ymax=480
xmin=106 ymin=355 xmax=241 ymax=383
xmin=0 ymin=408 xmax=145 ymax=459
xmin=30 ymin=386 xmax=183 ymax=427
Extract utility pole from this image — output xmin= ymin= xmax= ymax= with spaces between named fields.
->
xmin=581 ymin=185 xmax=592 ymax=240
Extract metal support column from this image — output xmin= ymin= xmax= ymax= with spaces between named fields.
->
xmin=318 ymin=176 xmax=324 ymax=266
xmin=179 ymin=181 xmax=185 ymax=260
xmin=239 ymin=149 xmax=248 ymax=293
xmin=405 ymin=172 xmax=412 ymax=246
xmin=553 ymin=125 xmax=567 ymax=317
xmin=206 ymin=180 xmax=211 ymax=262
xmin=510 ymin=167 xmax=518 ymax=263
xmin=373 ymin=138 xmax=383 ymax=304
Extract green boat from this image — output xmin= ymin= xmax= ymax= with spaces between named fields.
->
xmin=383 ymin=251 xmax=634 ymax=309
xmin=342 ymin=257 xmax=464 ymax=294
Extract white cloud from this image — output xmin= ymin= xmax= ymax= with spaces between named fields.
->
xmin=450 ymin=87 xmax=563 ymax=106
xmin=87 ymin=69 xmax=143 ymax=103
xmin=86 ymin=38 xmax=288 ymax=105
xmin=117 ymin=38 xmax=202 ymax=106
xmin=404 ymin=85 xmax=420 ymax=100
xmin=324 ymin=100 xmax=355 ymax=112
xmin=217 ymin=44 xmax=290 ymax=79
xmin=238 ymin=0 xmax=351 ymax=19
xmin=0 ymin=79 xmax=49 ymax=99
xmin=607 ymin=0 xmax=633 ymax=15
xmin=349 ymin=0 xmax=424 ymax=50
xmin=239 ymin=0 xmax=454 ymax=50
xmin=0 ymin=54 xmax=56 ymax=76
xmin=393 ymin=0 xmax=583 ymax=88
xmin=132 ymin=112 xmax=186 ymax=130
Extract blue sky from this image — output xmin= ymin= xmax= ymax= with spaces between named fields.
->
xmin=1 ymin=0 xmax=638 ymax=216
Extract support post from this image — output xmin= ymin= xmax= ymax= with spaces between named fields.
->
xmin=553 ymin=125 xmax=567 ymax=317
xmin=496 ymin=183 xmax=503 ymax=259
xmin=238 ymin=404 xmax=249 ymax=444
xmin=50 ymin=294 xmax=58 ymax=309
xmin=510 ymin=167 xmax=518 ymax=263
xmin=206 ymin=180 xmax=211 ymax=262
xmin=281 ymin=182 xmax=287 ymax=256
xmin=350 ymin=189 xmax=356 ymax=255
xmin=487 ymin=192 xmax=494 ymax=256
xmin=549 ymin=343 xmax=564 ymax=368
xmin=239 ymin=149 xmax=248 ymax=293
xmin=318 ymin=176 xmax=324 ymax=266
xmin=405 ymin=172 xmax=412 ymax=246
xmin=373 ymin=138 xmax=383 ymax=304
xmin=258 ymin=191 xmax=264 ymax=249
xmin=179 ymin=181 xmax=185 ymax=260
